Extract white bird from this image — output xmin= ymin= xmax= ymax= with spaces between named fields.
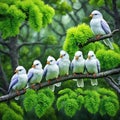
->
xmin=85 ymin=51 xmax=100 ymax=86
xmin=56 ymin=50 xmax=70 ymax=87
xmin=90 ymin=10 xmax=114 ymax=49
xmin=71 ymin=51 xmax=85 ymax=87
xmin=8 ymin=66 xmax=28 ymax=100
xmin=43 ymin=56 xmax=59 ymax=92
xmin=27 ymin=60 xmax=43 ymax=88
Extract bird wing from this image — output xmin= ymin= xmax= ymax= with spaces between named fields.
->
xmin=43 ymin=65 xmax=48 ymax=77
xmin=27 ymin=69 xmax=34 ymax=82
xmin=8 ymin=74 xmax=18 ymax=93
xmin=56 ymin=58 xmax=60 ymax=66
xmin=96 ymin=59 xmax=100 ymax=73
xmin=101 ymin=19 xmax=111 ymax=34
xmin=70 ymin=61 xmax=74 ymax=71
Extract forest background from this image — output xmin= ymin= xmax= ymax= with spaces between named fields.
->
xmin=0 ymin=0 xmax=120 ymax=120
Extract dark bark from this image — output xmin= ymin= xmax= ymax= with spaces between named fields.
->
xmin=8 ymin=36 xmax=19 ymax=71
xmin=0 ymin=67 xmax=120 ymax=102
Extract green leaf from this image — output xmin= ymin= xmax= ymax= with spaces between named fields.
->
xmin=84 ymin=90 xmax=100 ymax=114
xmin=57 ymin=94 xmax=69 ymax=110
xmin=64 ymin=99 xmax=79 ymax=117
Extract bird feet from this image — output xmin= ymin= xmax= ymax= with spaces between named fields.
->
xmin=30 ymin=84 xmax=36 ymax=89
xmin=93 ymin=73 xmax=96 ymax=78
xmin=96 ymin=34 xmax=102 ymax=39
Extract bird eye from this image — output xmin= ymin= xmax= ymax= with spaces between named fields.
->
xmin=19 ymin=69 xmax=22 ymax=71
xmin=50 ymin=60 xmax=53 ymax=62
xmin=92 ymin=55 xmax=94 ymax=57
xmin=36 ymin=63 xmax=39 ymax=66
xmin=94 ymin=13 xmax=97 ymax=15
xmin=79 ymin=55 xmax=81 ymax=57
xmin=63 ymin=54 xmax=66 ymax=56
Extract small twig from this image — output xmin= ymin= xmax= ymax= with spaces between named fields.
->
xmin=0 ymin=67 xmax=120 ymax=102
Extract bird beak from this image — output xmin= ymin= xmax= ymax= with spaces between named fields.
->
xmin=89 ymin=14 xmax=93 ymax=18
xmin=60 ymin=55 xmax=63 ymax=58
xmin=15 ymin=69 xmax=18 ymax=73
xmin=75 ymin=56 xmax=79 ymax=60
xmin=88 ymin=55 xmax=91 ymax=59
xmin=47 ymin=61 xmax=50 ymax=64
xmin=32 ymin=64 xmax=35 ymax=68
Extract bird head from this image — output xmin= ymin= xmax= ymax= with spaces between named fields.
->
xmin=32 ymin=60 xmax=42 ymax=69
xmin=60 ymin=50 xmax=69 ymax=59
xmin=89 ymin=10 xmax=103 ymax=19
xmin=47 ymin=56 xmax=56 ymax=65
xmin=88 ymin=51 xmax=96 ymax=60
xmin=15 ymin=66 xmax=26 ymax=74
xmin=74 ymin=51 xmax=83 ymax=60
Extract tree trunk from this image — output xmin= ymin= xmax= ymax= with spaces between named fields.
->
xmin=8 ymin=36 xmax=19 ymax=72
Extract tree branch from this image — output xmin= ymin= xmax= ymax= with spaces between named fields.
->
xmin=105 ymin=76 xmax=120 ymax=94
xmin=78 ymin=29 xmax=119 ymax=48
xmin=0 ymin=67 xmax=120 ymax=102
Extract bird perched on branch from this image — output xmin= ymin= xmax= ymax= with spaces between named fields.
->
xmin=71 ymin=51 xmax=85 ymax=87
xmin=43 ymin=56 xmax=59 ymax=92
xmin=85 ymin=51 xmax=100 ymax=86
xmin=27 ymin=60 xmax=43 ymax=88
xmin=57 ymin=50 xmax=70 ymax=87
xmin=8 ymin=66 xmax=28 ymax=100
xmin=89 ymin=10 xmax=114 ymax=49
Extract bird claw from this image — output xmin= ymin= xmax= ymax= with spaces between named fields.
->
xmin=96 ymin=35 xmax=102 ymax=39
xmin=16 ymin=90 xmax=20 ymax=96
xmin=93 ymin=73 xmax=96 ymax=78
xmin=48 ymin=80 xmax=51 ymax=84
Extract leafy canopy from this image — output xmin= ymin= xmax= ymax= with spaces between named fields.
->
xmin=23 ymin=88 xmax=55 ymax=118
xmin=0 ymin=0 xmax=55 ymax=39
xmin=56 ymin=88 xmax=119 ymax=117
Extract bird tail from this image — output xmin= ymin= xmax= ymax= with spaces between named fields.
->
xmin=103 ymin=38 xmax=114 ymax=49
xmin=90 ymin=79 xmax=98 ymax=86
xmin=49 ymin=85 xmax=55 ymax=92
xmin=15 ymin=96 xmax=20 ymax=100
xmin=55 ymin=82 xmax=61 ymax=87
xmin=77 ymin=79 xmax=84 ymax=88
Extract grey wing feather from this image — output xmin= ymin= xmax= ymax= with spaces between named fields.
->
xmin=96 ymin=59 xmax=100 ymax=73
xmin=8 ymin=75 xmax=18 ymax=93
xmin=43 ymin=65 xmax=48 ymax=77
xmin=101 ymin=19 xmax=111 ymax=34
xmin=27 ymin=70 xmax=34 ymax=82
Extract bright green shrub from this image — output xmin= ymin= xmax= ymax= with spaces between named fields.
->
xmin=96 ymin=50 xmax=120 ymax=70
xmin=84 ymin=90 xmax=100 ymax=114
xmin=63 ymin=23 xmax=94 ymax=58
xmin=0 ymin=102 xmax=24 ymax=120
xmin=23 ymin=88 xmax=55 ymax=118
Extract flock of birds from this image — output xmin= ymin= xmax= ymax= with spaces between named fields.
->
xmin=8 ymin=10 xmax=114 ymax=98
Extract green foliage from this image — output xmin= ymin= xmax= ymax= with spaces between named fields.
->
xmin=57 ymin=88 xmax=84 ymax=117
xmin=43 ymin=35 xmax=58 ymax=45
xmin=98 ymin=88 xmax=119 ymax=117
xmin=57 ymin=88 xmax=119 ymax=117
xmin=89 ymin=0 xmax=112 ymax=8
xmin=64 ymin=99 xmax=79 ymax=117
xmin=0 ymin=102 xmax=24 ymax=120
xmin=23 ymin=88 xmax=55 ymax=118
xmin=96 ymin=49 xmax=120 ymax=70
xmin=0 ymin=0 xmax=55 ymax=39
xmin=84 ymin=90 xmax=100 ymax=114
xmin=56 ymin=1 xmax=72 ymax=15
xmin=63 ymin=23 xmax=94 ymax=58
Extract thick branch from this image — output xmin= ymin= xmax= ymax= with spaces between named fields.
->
xmin=78 ymin=29 xmax=119 ymax=48
xmin=0 ymin=67 xmax=120 ymax=102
